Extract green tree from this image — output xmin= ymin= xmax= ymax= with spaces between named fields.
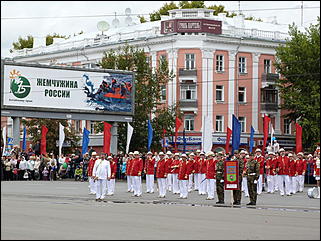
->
xmin=150 ymin=1 xmax=178 ymax=21
xmin=10 ymin=35 xmax=33 ymax=52
xmin=21 ymin=119 xmax=80 ymax=155
xmin=45 ymin=33 xmax=67 ymax=46
xmin=96 ymin=45 xmax=179 ymax=153
xmin=138 ymin=15 xmax=147 ymax=23
xmin=274 ymin=18 xmax=320 ymax=151
xmin=179 ymin=1 xmax=205 ymax=8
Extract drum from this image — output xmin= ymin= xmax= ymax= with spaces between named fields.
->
xmin=307 ymin=187 xmax=319 ymax=198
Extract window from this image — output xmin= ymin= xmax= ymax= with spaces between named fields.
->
xmin=216 ymin=85 xmax=224 ymax=101
xmin=182 ymin=12 xmax=198 ymax=17
xmin=264 ymin=59 xmax=271 ymax=73
xmin=160 ymin=85 xmax=166 ymax=101
xmin=90 ymin=121 xmax=96 ymax=134
xmin=238 ymin=116 xmax=246 ymax=133
xmin=181 ymin=85 xmax=197 ymax=100
xmin=185 ymin=53 xmax=195 ymax=70
xmin=216 ymin=55 xmax=224 ymax=72
xmin=238 ymin=57 xmax=246 ymax=74
xmin=216 ymin=115 xmax=224 ymax=132
xmin=184 ymin=115 xmax=195 ymax=131
xmin=238 ymin=87 xmax=246 ymax=103
xmin=284 ymin=119 xmax=291 ymax=135
xmin=75 ymin=120 xmax=81 ymax=133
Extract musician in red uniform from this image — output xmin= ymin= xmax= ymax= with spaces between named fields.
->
xmin=171 ymin=153 xmax=181 ymax=194
xmin=178 ymin=154 xmax=189 ymax=199
xmin=254 ymin=149 xmax=265 ymax=195
xmin=156 ymin=152 xmax=167 ymax=198
xmin=107 ymin=156 xmax=117 ymax=196
xmin=198 ymin=152 xmax=207 ymax=195
xmin=87 ymin=152 xmax=98 ymax=195
xmin=130 ymin=151 xmax=143 ymax=197
xmin=314 ymin=148 xmax=320 ymax=199
xmin=205 ymin=151 xmax=216 ymax=200
xmin=288 ymin=153 xmax=297 ymax=194
xmin=194 ymin=150 xmax=201 ymax=191
xmin=295 ymin=152 xmax=306 ymax=192
xmin=266 ymin=152 xmax=277 ymax=193
xmin=275 ymin=148 xmax=291 ymax=196
xmin=165 ymin=151 xmax=173 ymax=192
xmin=187 ymin=153 xmax=195 ymax=192
xmin=240 ymin=150 xmax=249 ymax=197
xmin=144 ymin=151 xmax=155 ymax=193
xmin=126 ymin=152 xmax=134 ymax=192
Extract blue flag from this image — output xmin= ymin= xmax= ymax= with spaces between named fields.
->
xmin=232 ymin=115 xmax=241 ymax=154
xmin=147 ymin=119 xmax=153 ymax=151
xmin=22 ymin=126 xmax=27 ymax=151
xmin=249 ymin=126 xmax=255 ymax=153
xmin=82 ymin=128 xmax=90 ymax=155
xmin=183 ymin=128 xmax=186 ymax=153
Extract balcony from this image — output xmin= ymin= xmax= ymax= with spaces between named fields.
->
xmin=261 ymin=102 xmax=278 ymax=112
xmin=178 ymin=68 xmax=197 ymax=77
xmin=262 ymin=73 xmax=279 ymax=84
xmin=261 ymin=87 xmax=278 ymax=113
xmin=179 ymin=99 xmax=198 ymax=109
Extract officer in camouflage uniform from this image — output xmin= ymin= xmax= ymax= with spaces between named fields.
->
xmin=232 ymin=150 xmax=244 ymax=205
xmin=215 ymin=152 xmax=225 ymax=204
xmin=245 ymin=154 xmax=260 ymax=205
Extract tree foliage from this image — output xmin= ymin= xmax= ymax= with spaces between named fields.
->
xmin=274 ymin=18 xmax=320 ymax=151
xmin=97 ymin=45 xmax=179 ymax=153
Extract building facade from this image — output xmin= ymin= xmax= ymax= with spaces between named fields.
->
xmin=3 ymin=8 xmax=296 ymax=153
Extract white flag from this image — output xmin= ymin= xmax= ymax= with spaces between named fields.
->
xmin=202 ymin=115 xmax=213 ymax=153
xmin=126 ymin=123 xmax=134 ymax=154
xmin=59 ymin=123 xmax=65 ymax=157
xmin=270 ymin=123 xmax=275 ymax=146
xmin=2 ymin=126 xmax=6 ymax=156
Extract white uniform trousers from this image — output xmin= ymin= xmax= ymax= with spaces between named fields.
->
xmin=158 ymin=178 xmax=167 ymax=197
xmin=242 ymin=177 xmax=249 ymax=196
xmin=132 ymin=176 xmax=142 ymax=196
xmin=296 ymin=175 xmax=305 ymax=192
xmin=89 ymin=177 xmax=97 ymax=194
xmin=206 ymin=179 xmax=216 ymax=199
xmin=188 ymin=174 xmax=194 ymax=192
xmin=274 ymin=175 xmax=279 ymax=191
xmin=127 ymin=175 xmax=133 ymax=192
xmin=96 ymin=179 xmax=107 ymax=199
xmin=107 ymin=179 xmax=115 ymax=195
xmin=172 ymin=173 xmax=180 ymax=194
xmin=146 ymin=174 xmax=154 ymax=193
xmin=179 ymin=180 xmax=188 ymax=198
xmin=194 ymin=173 xmax=200 ymax=190
xmin=166 ymin=174 xmax=173 ymax=191
xmin=266 ymin=175 xmax=275 ymax=193
xmin=289 ymin=176 xmax=297 ymax=194
xmin=198 ymin=174 xmax=207 ymax=195
xmin=278 ymin=175 xmax=291 ymax=195
xmin=257 ymin=174 xmax=263 ymax=194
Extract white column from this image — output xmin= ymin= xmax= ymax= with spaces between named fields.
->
xmin=252 ymin=52 xmax=260 ymax=132
xmin=228 ymin=51 xmax=236 ymax=128
xmin=151 ymin=51 xmax=157 ymax=73
xmin=168 ymin=48 xmax=178 ymax=107
xmin=81 ymin=120 xmax=86 ymax=130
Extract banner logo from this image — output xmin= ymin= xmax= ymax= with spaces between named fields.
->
xmin=10 ymin=69 xmax=31 ymax=98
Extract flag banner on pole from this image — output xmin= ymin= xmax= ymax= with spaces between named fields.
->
xmin=22 ymin=126 xmax=27 ymax=151
xmin=249 ymin=126 xmax=255 ymax=153
xmin=2 ymin=126 xmax=6 ymax=156
xmin=41 ymin=125 xmax=48 ymax=155
xmin=202 ymin=115 xmax=213 ymax=153
xmin=270 ymin=123 xmax=275 ymax=146
xmin=295 ymin=122 xmax=303 ymax=153
xmin=232 ymin=115 xmax=241 ymax=154
xmin=103 ymin=122 xmax=112 ymax=155
xmin=59 ymin=123 xmax=65 ymax=156
xmin=263 ymin=114 xmax=271 ymax=154
xmin=225 ymin=127 xmax=232 ymax=154
xmin=126 ymin=123 xmax=133 ymax=154
xmin=175 ymin=117 xmax=183 ymax=153
xmin=81 ymin=127 xmax=90 ymax=155
xmin=147 ymin=119 xmax=153 ymax=152
xmin=183 ymin=128 xmax=187 ymax=153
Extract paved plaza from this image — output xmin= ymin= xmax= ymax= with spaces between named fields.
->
xmin=1 ymin=180 xmax=320 ymax=240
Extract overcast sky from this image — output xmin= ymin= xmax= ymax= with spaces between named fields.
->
xmin=1 ymin=1 xmax=320 ymax=57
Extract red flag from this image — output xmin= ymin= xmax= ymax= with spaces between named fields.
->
xmin=225 ymin=127 xmax=232 ymax=154
xmin=40 ymin=125 xmax=48 ymax=155
xmin=175 ymin=117 xmax=183 ymax=153
xmin=263 ymin=114 xmax=271 ymax=154
xmin=295 ymin=122 xmax=303 ymax=153
xmin=103 ymin=122 xmax=112 ymax=155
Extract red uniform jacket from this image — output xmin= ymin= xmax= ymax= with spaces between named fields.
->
xmin=276 ymin=156 xmax=290 ymax=175
xmin=130 ymin=158 xmax=143 ymax=176
xmin=144 ymin=157 xmax=155 ymax=175
xmin=186 ymin=159 xmax=194 ymax=175
xmin=266 ymin=157 xmax=276 ymax=175
xmin=296 ymin=159 xmax=306 ymax=175
xmin=206 ymin=158 xmax=216 ymax=179
xmin=87 ymin=157 xmax=97 ymax=176
xmin=171 ymin=159 xmax=180 ymax=174
xmin=194 ymin=156 xmax=200 ymax=173
xmin=126 ymin=158 xmax=133 ymax=175
xmin=289 ymin=160 xmax=297 ymax=177
xmin=156 ymin=158 xmax=166 ymax=178
xmin=110 ymin=161 xmax=117 ymax=179
xmin=178 ymin=160 xmax=188 ymax=180
xmin=165 ymin=158 xmax=173 ymax=174
xmin=199 ymin=158 xmax=207 ymax=174
xmin=255 ymin=155 xmax=265 ymax=175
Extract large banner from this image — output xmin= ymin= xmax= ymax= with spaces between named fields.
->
xmin=2 ymin=63 xmax=134 ymax=115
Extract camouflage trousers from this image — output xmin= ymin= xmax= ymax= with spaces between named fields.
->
xmin=247 ymin=176 xmax=258 ymax=204
xmin=232 ymin=180 xmax=243 ymax=203
xmin=216 ymin=179 xmax=224 ymax=202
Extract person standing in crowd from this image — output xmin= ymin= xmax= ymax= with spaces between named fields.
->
xmin=193 ymin=150 xmax=201 ymax=191
xmin=171 ymin=153 xmax=181 ymax=194
xmin=178 ymin=153 xmax=188 ymax=199
xmin=273 ymin=140 xmax=280 ymax=154
xmin=265 ymin=152 xmax=277 ymax=193
xmin=233 ymin=150 xmax=244 ymax=205
xmin=314 ymin=150 xmax=320 ymax=198
xmin=27 ymin=155 xmax=35 ymax=180
xmin=130 ymin=151 xmax=143 ymax=197
xmin=42 ymin=166 xmax=49 ymax=180
xmin=4 ymin=156 xmax=12 ymax=181
xmin=205 ymin=151 xmax=216 ymax=200
xmin=126 ymin=152 xmax=134 ymax=192
xmin=165 ymin=151 xmax=173 ymax=192
xmin=254 ymin=149 xmax=265 ymax=195
xmin=19 ymin=156 xmax=28 ymax=181
xmin=187 ymin=152 xmax=195 ymax=192
xmin=240 ymin=150 xmax=249 ymax=197
xmin=33 ymin=156 xmax=41 ymax=180
xmin=156 ymin=152 xmax=167 ymax=198
xmin=288 ymin=153 xmax=297 ymax=194
xmin=275 ymin=148 xmax=291 ymax=196
xmin=296 ymin=152 xmax=306 ymax=193
xmin=198 ymin=151 xmax=207 ymax=195
xmin=245 ymin=154 xmax=260 ymax=205
xmin=87 ymin=152 xmax=98 ymax=195
xmin=215 ymin=152 xmax=225 ymax=204
xmin=144 ymin=151 xmax=155 ymax=193
xmin=82 ymin=152 xmax=90 ymax=182
xmin=33 ymin=141 xmax=41 ymax=156
xmin=92 ymin=153 xmax=111 ymax=201
xmin=107 ymin=156 xmax=117 ymax=196
xmin=49 ymin=153 xmax=57 ymax=181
